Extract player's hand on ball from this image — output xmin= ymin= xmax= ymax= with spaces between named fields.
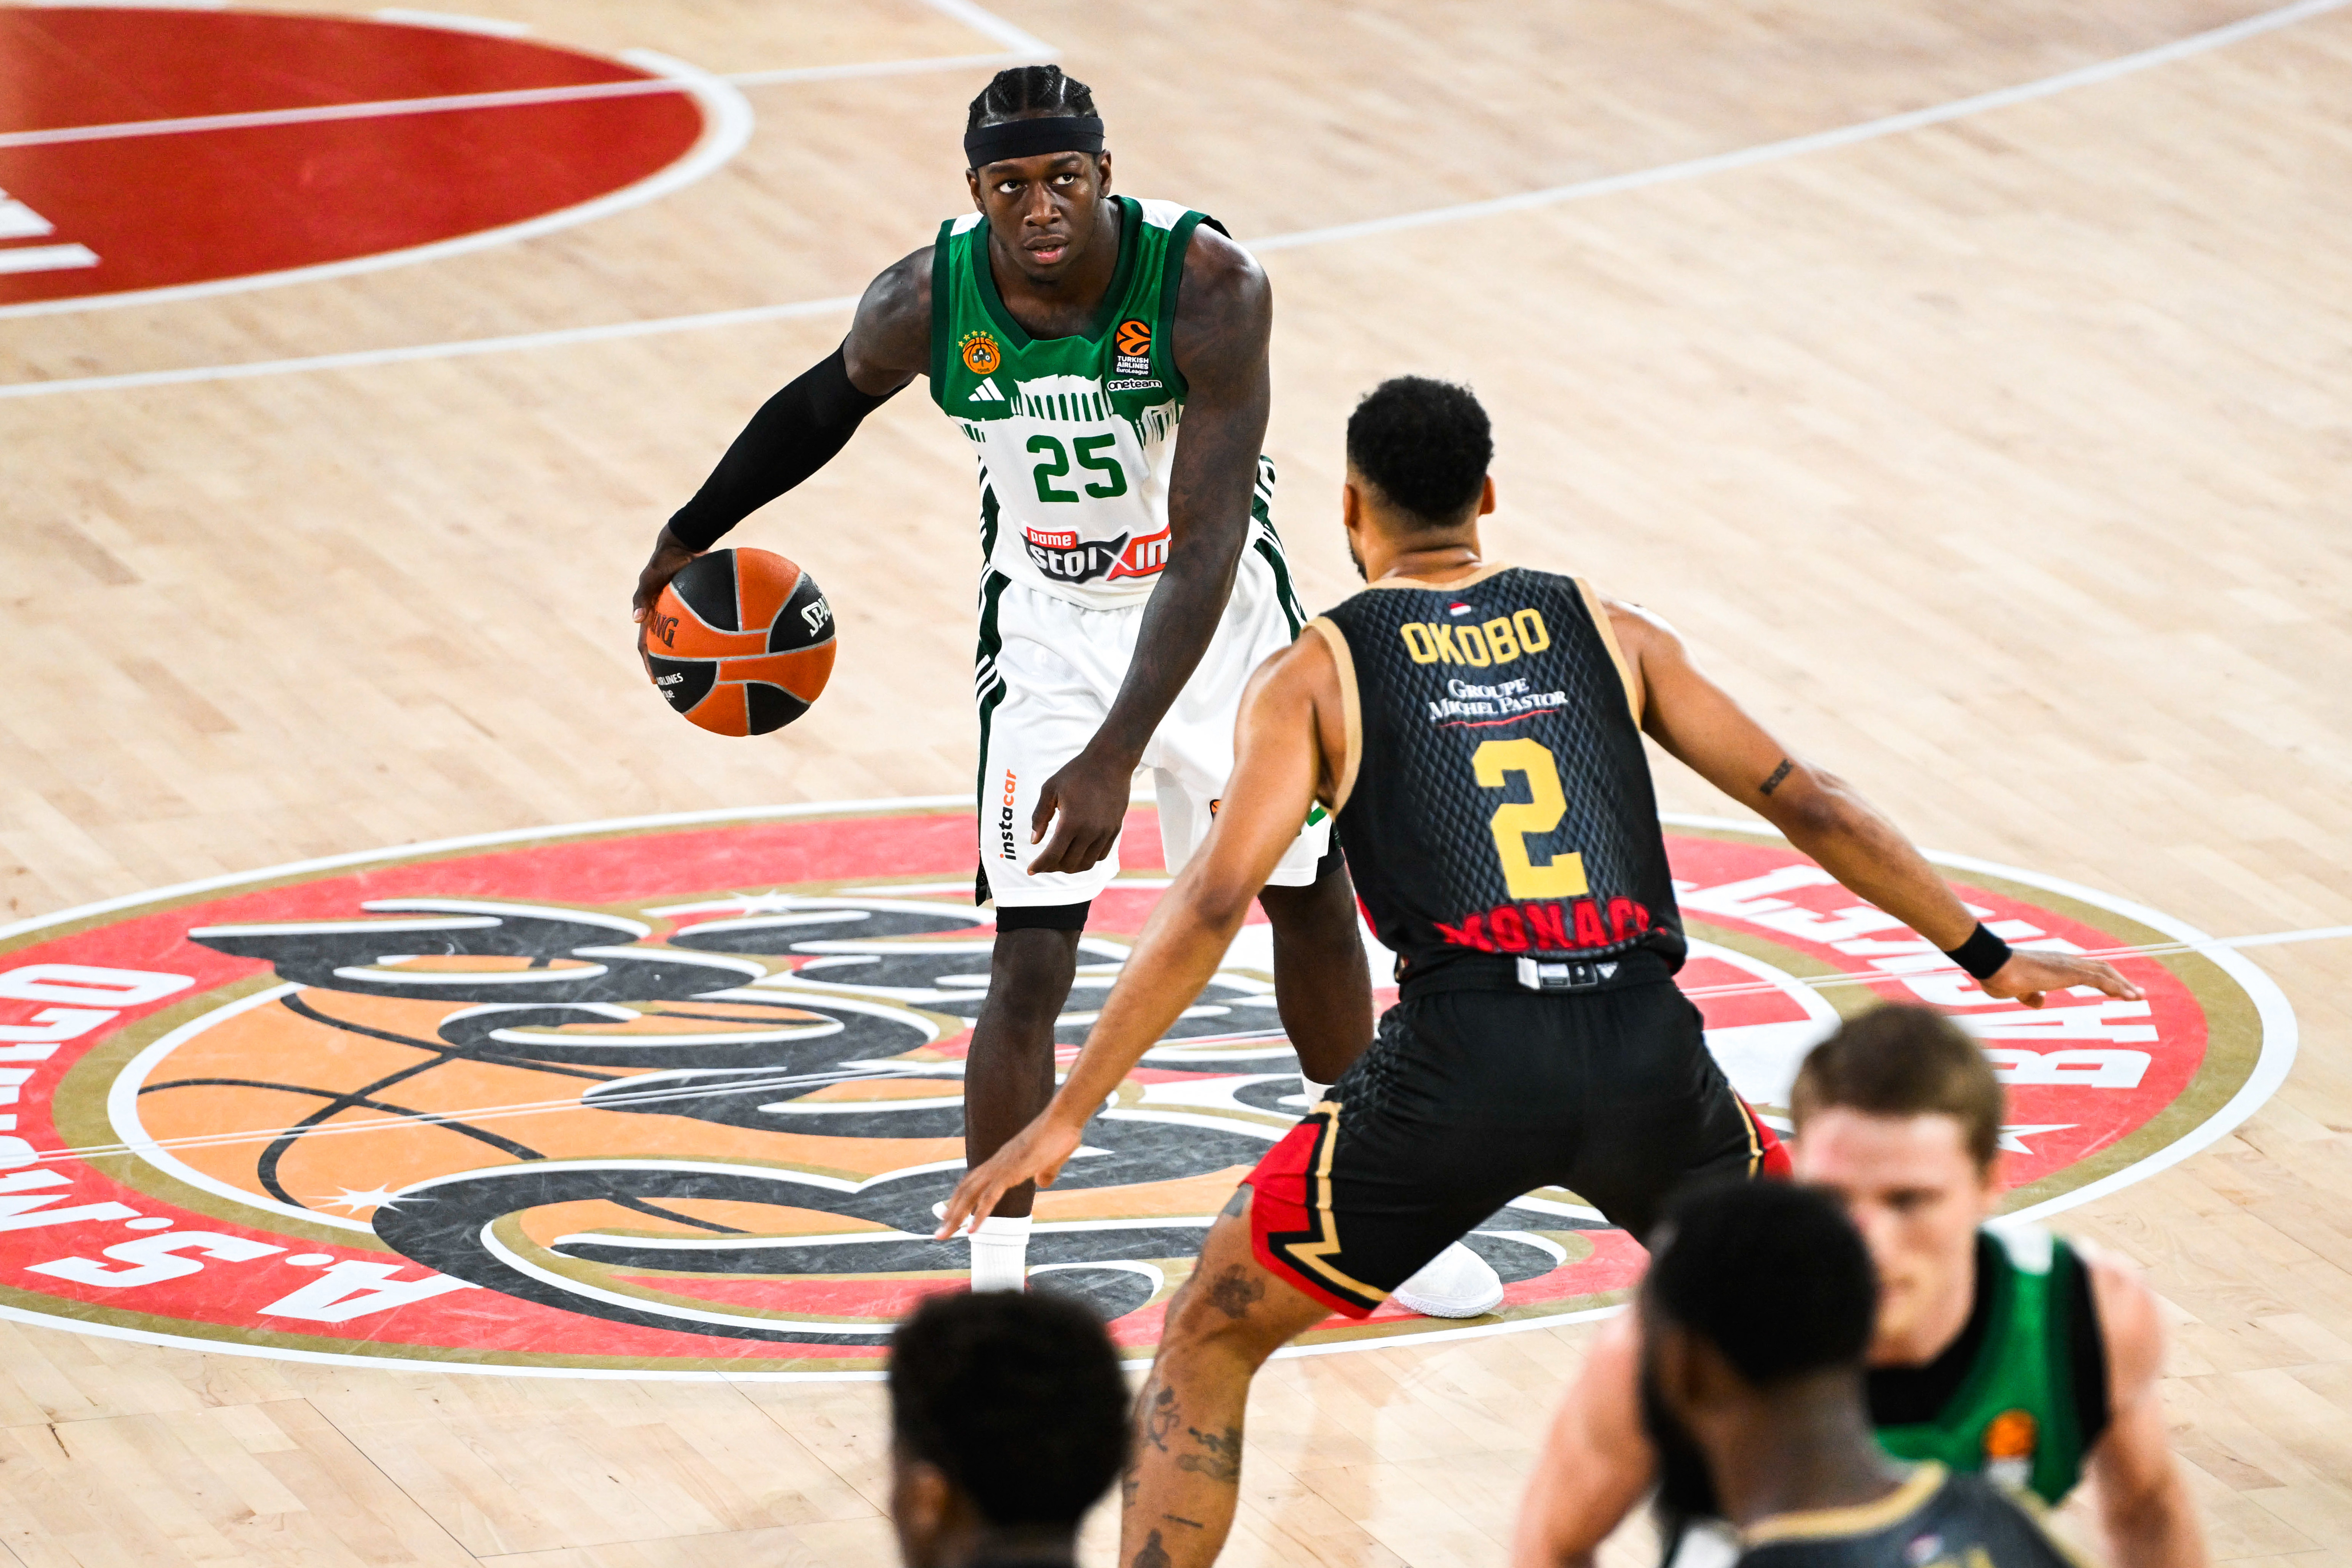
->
xmin=1028 ymin=746 xmax=1136 ymax=874
xmin=936 ymin=1115 xmax=1085 ymax=1240
xmin=1981 ymin=950 xmax=2143 ymax=1010
xmin=632 ymin=526 xmax=701 ymax=622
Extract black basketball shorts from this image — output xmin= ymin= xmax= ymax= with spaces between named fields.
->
xmin=1243 ymin=981 xmax=1785 ymax=1317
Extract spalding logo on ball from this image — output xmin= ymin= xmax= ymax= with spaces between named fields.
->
xmin=642 ymin=548 xmax=835 ymax=735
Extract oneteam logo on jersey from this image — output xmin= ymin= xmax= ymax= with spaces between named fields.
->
xmin=959 ymin=331 xmax=1002 ymax=376
xmin=1400 ymin=607 xmax=1553 ymax=668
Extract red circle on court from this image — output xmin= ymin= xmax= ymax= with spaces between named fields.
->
xmin=0 ymin=6 xmax=709 ymax=307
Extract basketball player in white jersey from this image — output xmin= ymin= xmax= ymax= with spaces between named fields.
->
xmin=633 ymin=66 xmax=1500 ymax=1313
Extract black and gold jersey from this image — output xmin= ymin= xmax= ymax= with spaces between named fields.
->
xmin=1738 ymin=1465 xmax=2085 ymax=1568
xmin=1309 ymin=565 xmax=1683 ymax=992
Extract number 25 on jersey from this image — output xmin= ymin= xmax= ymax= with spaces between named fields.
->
xmin=1027 ymin=434 xmax=1129 ymax=503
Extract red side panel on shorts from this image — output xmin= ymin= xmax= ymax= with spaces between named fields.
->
xmin=1244 ymin=1117 xmax=1382 ymax=1320
xmin=1743 ymin=1096 xmax=1792 ymax=1179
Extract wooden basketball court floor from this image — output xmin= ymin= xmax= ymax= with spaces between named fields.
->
xmin=3 ymin=0 xmax=2352 ymax=1565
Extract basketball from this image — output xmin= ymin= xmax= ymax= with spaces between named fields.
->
xmin=641 ymin=548 xmax=836 ymax=735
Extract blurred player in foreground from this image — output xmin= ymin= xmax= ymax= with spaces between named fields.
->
xmin=1643 ymin=1180 xmax=2083 ymax=1568
xmin=936 ymin=376 xmax=2139 ymax=1568
xmin=1514 ymin=1005 xmax=2203 ymax=1568
xmin=888 ymin=1291 xmax=1128 ymax=1568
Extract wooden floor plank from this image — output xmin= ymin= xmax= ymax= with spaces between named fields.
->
xmin=5 ymin=0 xmax=2352 ymax=1563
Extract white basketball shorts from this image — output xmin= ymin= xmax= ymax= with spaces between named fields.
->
xmin=972 ymin=537 xmax=1333 ymax=910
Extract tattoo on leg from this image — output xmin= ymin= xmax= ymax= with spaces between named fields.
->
xmin=1165 ymin=1517 xmax=1204 ymax=1529
xmin=1142 ymin=1385 xmax=1178 ymax=1452
xmin=1177 ymin=1424 xmax=1243 ymax=1483
xmin=1758 ymin=757 xmax=1793 ymax=797
xmin=1205 ymin=1265 xmax=1265 ymax=1320
xmin=1133 ymin=1530 xmax=1172 ymax=1568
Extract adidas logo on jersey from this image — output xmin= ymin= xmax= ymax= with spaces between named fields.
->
xmin=967 ymin=378 xmax=1006 ymax=403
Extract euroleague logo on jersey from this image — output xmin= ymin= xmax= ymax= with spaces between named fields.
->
xmin=0 ymin=802 xmax=2285 ymax=1379
xmin=1114 ymin=318 xmax=1153 ymax=378
xmin=959 ymin=331 xmax=1003 ymax=376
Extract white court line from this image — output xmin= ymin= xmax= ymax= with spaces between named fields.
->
xmin=0 ymin=0 xmax=1050 ymax=323
xmin=914 ymin=0 xmax=1051 ymax=55
xmin=1255 ymin=0 xmax=2352 ymax=252
xmin=0 ymin=77 xmax=720 ymax=153
xmin=374 ymin=8 xmax=533 ymax=38
xmin=0 ymin=49 xmax=754 ymax=323
xmin=2 ymin=0 xmax=2340 ymax=395
xmin=0 ymin=0 xmax=1046 ymax=151
xmin=0 ymin=50 xmax=1046 ymax=153
xmin=0 ymin=244 xmax=98 ymax=276
xmin=0 ymin=295 xmax=864 ymax=394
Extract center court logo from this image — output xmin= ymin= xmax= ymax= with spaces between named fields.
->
xmin=0 ymin=800 xmax=2290 ymax=1379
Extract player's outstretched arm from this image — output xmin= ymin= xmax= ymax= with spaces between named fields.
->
xmin=630 ymin=248 xmax=930 ymax=621
xmin=1026 ymin=225 xmax=1272 ymax=874
xmin=1612 ymin=600 xmax=2141 ymax=1009
xmin=1511 ymin=1310 xmax=1661 ymax=1568
xmin=2081 ymin=1250 xmax=2208 ymax=1568
xmin=938 ymin=633 xmax=1334 ymax=1237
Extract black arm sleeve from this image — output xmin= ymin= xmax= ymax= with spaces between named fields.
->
xmin=666 ymin=345 xmax=898 ymax=551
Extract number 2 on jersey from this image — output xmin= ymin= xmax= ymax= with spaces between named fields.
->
xmin=1027 ymin=434 xmax=1129 ymax=503
xmin=1472 ymin=738 xmax=1589 ymax=899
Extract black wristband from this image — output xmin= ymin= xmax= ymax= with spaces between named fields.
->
xmin=1944 ymin=922 xmax=2013 ymax=982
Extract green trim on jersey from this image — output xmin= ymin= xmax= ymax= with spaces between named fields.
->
xmin=970 ymin=199 xmax=1142 ymax=350
xmin=1252 ymin=529 xmax=1302 ymax=636
xmin=1876 ymin=1227 xmax=2092 ymax=1506
xmin=927 ymin=194 xmax=1250 ymax=610
xmin=929 ymin=196 xmax=1192 ymax=416
xmin=1155 ymin=209 xmax=1206 ymax=397
xmin=973 ymin=569 xmax=1013 ymax=796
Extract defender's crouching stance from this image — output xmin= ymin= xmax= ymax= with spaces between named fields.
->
xmin=937 ymin=377 xmax=2139 ymax=1568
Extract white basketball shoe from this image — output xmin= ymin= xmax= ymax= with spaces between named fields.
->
xmin=1391 ymin=1240 xmax=1504 ymax=1318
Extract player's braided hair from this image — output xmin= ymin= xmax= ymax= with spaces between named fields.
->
xmin=966 ymin=65 xmax=1099 ymax=131
xmin=888 ymin=1291 xmax=1131 ymax=1528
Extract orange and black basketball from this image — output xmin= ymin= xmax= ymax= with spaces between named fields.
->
xmin=641 ymin=548 xmax=835 ymax=736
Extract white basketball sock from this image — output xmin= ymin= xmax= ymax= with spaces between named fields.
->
xmin=969 ymin=1213 xmax=1031 ymax=1292
xmin=1297 ymin=1076 xmax=1333 ymax=1109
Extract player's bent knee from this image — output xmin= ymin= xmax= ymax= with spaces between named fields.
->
xmin=1160 ymin=1207 xmax=1327 ymax=1365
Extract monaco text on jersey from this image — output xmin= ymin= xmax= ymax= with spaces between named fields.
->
xmin=1317 ymin=568 xmax=1682 ymax=989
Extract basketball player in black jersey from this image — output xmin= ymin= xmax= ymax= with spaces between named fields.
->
xmin=935 ymin=376 xmax=2139 ymax=1568
xmin=1645 ymin=1182 xmax=2078 ymax=1568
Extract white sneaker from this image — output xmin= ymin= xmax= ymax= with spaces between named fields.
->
xmin=1390 ymin=1240 xmax=1504 ymax=1319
